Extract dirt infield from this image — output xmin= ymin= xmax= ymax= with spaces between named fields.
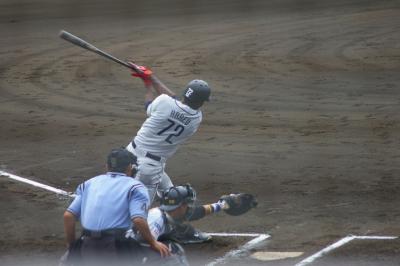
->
xmin=1 ymin=0 xmax=399 ymax=265
xmin=312 ymin=238 xmax=400 ymax=266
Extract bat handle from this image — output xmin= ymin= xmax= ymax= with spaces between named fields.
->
xmin=126 ymin=61 xmax=143 ymax=74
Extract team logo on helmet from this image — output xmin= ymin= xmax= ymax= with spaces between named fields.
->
xmin=185 ymin=88 xmax=194 ymax=98
xmin=183 ymin=80 xmax=211 ymax=108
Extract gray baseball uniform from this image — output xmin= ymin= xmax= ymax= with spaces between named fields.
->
xmin=127 ymin=94 xmax=202 ymax=203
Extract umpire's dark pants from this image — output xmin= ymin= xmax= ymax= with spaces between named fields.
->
xmin=79 ymin=235 xmax=142 ymax=266
xmin=64 ymin=236 xmax=188 ymax=266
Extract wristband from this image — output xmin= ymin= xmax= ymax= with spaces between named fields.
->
xmin=210 ymin=202 xmax=224 ymax=213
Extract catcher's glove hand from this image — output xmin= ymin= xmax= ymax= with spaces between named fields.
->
xmin=219 ymin=193 xmax=258 ymax=216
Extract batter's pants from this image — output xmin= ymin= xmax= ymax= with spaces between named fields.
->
xmin=126 ymin=142 xmax=173 ymax=204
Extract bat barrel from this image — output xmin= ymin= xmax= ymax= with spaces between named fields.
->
xmin=59 ymin=30 xmax=134 ymax=70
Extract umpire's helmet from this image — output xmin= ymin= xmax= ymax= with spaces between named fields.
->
xmin=182 ymin=80 xmax=211 ymax=109
xmin=107 ymin=148 xmax=137 ymax=173
xmin=160 ymin=184 xmax=196 ymax=211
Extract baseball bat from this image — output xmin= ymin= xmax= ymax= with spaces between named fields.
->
xmin=59 ymin=30 xmax=169 ymax=90
xmin=59 ymin=30 xmax=142 ymax=73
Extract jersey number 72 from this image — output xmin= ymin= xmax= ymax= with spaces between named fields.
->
xmin=157 ymin=119 xmax=185 ymax=144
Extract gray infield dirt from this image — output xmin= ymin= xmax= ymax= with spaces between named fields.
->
xmin=0 ymin=0 xmax=400 ymax=265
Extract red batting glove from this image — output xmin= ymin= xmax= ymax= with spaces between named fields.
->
xmin=128 ymin=62 xmax=153 ymax=86
xmin=131 ymin=65 xmax=153 ymax=79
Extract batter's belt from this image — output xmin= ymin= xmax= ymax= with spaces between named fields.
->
xmin=131 ymin=141 xmax=162 ymax=162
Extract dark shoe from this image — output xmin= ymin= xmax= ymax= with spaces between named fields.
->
xmin=180 ymin=229 xmax=212 ymax=244
xmin=172 ymin=224 xmax=212 ymax=244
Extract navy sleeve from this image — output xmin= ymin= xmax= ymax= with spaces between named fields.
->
xmin=144 ymin=100 xmax=152 ymax=111
xmin=185 ymin=206 xmax=206 ymax=221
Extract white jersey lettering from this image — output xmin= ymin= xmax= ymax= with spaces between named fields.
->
xmin=134 ymin=94 xmax=202 ymax=159
xmin=170 ymin=110 xmax=192 ymax=125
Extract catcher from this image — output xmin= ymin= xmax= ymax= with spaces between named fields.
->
xmin=125 ymin=184 xmax=258 ymax=265
xmin=60 ymin=184 xmax=257 ymax=266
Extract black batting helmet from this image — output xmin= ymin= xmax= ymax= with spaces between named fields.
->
xmin=182 ymin=80 xmax=211 ymax=108
xmin=160 ymin=184 xmax=196 ymax=211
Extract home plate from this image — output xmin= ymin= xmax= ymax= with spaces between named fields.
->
xmin=251 ymin=251 xmax=304 ymax=261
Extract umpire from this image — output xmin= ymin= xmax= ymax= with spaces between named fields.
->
xmin=63 ymin=148 xmax=170 ymax=266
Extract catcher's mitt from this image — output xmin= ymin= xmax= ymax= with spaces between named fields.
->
xmin=220 ymin=193 xmax=258 ymax=216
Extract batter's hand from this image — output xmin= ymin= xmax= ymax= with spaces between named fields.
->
xmin=150 ymin=240 xmax=171 ymax=257
xmin=128 ymin=62 xmax=153 ymax=86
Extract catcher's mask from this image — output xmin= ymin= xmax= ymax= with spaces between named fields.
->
xmin=160 ymin=184 xmax=196 ymax=212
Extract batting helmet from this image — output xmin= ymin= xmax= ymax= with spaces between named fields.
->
xmin=182 ymin=80 xmax=211 ymax=108
xmin=160 ymin=184 xmax=196 ymax=211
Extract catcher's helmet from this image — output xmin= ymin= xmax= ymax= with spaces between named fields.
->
xmin=160 ymin=184 xmax=196 ymax=211
xmin=182 ymin=80 xmax=211 ymax=108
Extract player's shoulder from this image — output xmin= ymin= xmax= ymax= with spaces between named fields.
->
xmin=150 ymin=94 xmax=175 ymax=109
xmin=148 ymin=208 xmax=165 ymax=225
xmin=149 ymin=207 xmax=163 ymax=218
xmin=155 ymin=94 xmax=175 ymax=104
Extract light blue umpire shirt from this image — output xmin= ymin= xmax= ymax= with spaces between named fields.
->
xmin=67 ymin=172 xmax=150 ymax=231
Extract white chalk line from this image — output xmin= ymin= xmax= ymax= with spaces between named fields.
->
xmin=206 ymin=233 xmax=270 ymax=266
xmin=294 ymin=235 xmax=354 ymax=266
xmin=1 ymin=169 xmax=269 ymax=262
xmin=354 ymin=235 xmax=397 ymax=240
xmin=0 ymin=170 xmax=75 ymax=197
xmin=208 ymin=232 xmax=265 ymax=237
xmin=295 ymin=235 xmax=398 ymax=266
